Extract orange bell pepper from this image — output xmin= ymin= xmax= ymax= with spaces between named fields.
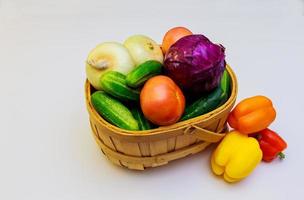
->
xmin=228 ymin=96 xmax=276 ymax=134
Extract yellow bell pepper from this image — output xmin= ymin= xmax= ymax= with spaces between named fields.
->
xmin=211 ymin=131 xmax=262 ymax=183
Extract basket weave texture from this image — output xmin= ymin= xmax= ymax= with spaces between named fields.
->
xmin=85 ymin=65 xmax=238 ymax=170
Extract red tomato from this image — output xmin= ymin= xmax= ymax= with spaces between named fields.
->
xmin=140 ymin=75 xmax=185 ymax=126
xmin=162 ymin=27 xmax=192 ymax=54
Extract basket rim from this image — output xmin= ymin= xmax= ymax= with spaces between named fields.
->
xmin=85 ymin=64 xmax=238 ymax=137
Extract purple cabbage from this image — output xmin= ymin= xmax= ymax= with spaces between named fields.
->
xmin=164 ymin=34 xmax=226 ymax=95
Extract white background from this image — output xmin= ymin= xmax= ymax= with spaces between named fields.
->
xmin=1 ymin=0 xmax=304 ymax=199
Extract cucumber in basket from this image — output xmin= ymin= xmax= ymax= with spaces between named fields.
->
xmin=219 ymin=69 xmax=231 ymax=105
xmin=181 ymin=69 xmax=231 ymax=121
xmin=126 ymin=60 xmax=162 ymax=88
xmin=91 ymin=91 xmax=139 ymax=131
xmin=100 ymin=71 xmax=140 ymax=101
xmin=130 ymin=106 xmax=152 ymax=130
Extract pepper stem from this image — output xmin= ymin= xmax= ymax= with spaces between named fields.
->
xmin=278 ymin=152 xmax=285 ymax=160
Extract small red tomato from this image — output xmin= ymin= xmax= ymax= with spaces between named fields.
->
xmin=162 ymin=27 xmax=192 ymax=54
xmin=140 ymin=75 xmax=185 ymax=126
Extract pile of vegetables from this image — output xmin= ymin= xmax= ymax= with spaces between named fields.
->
xmin=85 ymin=26 xmax=288 ymax=183
xmin=86 ymin=27 xmax=229 ymax=130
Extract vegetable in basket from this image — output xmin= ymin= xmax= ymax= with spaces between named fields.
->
xmin=140 ymin=75 xmax=185 ymax=126
xmin=130 ymin=106 xmax=153 ymax=130
xmin=228 ymin=95 xmax=276 ymax=134
xmin=181 ymin=69 xmax=231 ymax=121
xmin=164 ymin=34 xmax=226 ymax=95
xmin=86 ymin=42 xmax=135 ymax=90
xmin=124 ymin=35 xmax=163 ymax=66
xmin=126 ymin=60 xmax=163 ymax=88
xmin=100 ymin=71 xmax=140 ymax=101
xmin=255 ymin=128 xmax=287 ymax=162
xmin=211 ymin=131 xmax=262 ymax=183
xmin=162 ymin=26 xmax=192 ymax=54
xmin=91 ymin=91 xmax=139 ymax=131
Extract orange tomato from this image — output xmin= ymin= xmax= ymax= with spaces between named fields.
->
xmin=162 ymin=27 xmax=192 ymax=54
xmin=228 ymin=96 xmax=276 ymax=134
xmin=140 ymin=75 xmax=185 ymax=126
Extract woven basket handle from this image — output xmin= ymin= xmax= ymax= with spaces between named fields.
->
xmin=184 ymin=124 xmax=227 ymax=143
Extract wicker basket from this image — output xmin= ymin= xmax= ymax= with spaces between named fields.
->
xmin=85 ymin=65 xmax=237 ymax=170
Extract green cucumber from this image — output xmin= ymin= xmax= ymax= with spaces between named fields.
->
xmin=181 ymin=87 xmax=223 ymax=121
xmin=130 ymin=106 xmax=152 ymax=130
xmin=91 ymin=91 xmax=139 ymax=130
xmin=181 ymin=70 xmax=231 ymax=121
xmin=126 ymin=60 xmax=162 ymax=88
xmin=219 ymin=69 xmax=231 ymax=105
xmin=100 ymin=71 xmax=140 ymax=101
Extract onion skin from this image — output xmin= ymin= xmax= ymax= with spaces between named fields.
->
xmin=164 ymin=34 xmax=226 ymax=95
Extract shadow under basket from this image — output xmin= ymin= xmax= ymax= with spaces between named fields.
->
xmin=85 ymin=65 xmax=238 ymax=170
